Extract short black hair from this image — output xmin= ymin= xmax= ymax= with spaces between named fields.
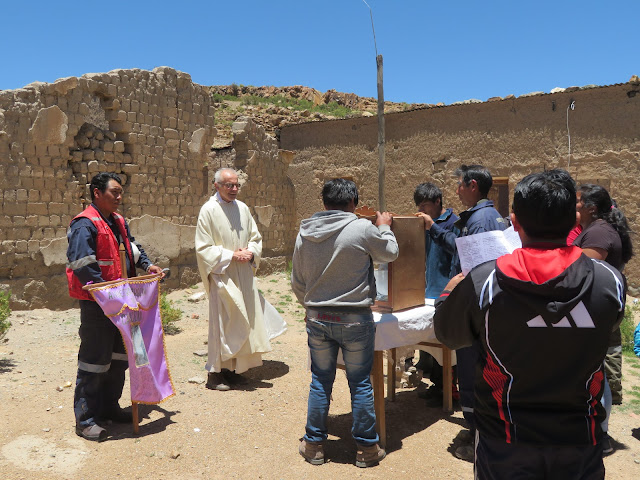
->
xmin=414 ymin=182 xmax=443 ymax=206
xmin=512 ymin=169 xmax=576 ymax=239
xmin=454 ymin=164 xmax=493 ymax=197
xmin=322 ymin=178 xmax=359 ymax=210
xmin=90 ymin=172 xmax=122 ymax=201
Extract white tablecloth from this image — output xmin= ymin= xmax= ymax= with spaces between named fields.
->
xmin=373 ymin=300 xmax=456 ymax=366
xmin=313 ymin=300 xmax=455 ymax=368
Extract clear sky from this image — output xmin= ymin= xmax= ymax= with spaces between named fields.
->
xmin=2 ymin=1 xmax=637 ymax=105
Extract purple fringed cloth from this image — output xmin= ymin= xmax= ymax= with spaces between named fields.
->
xmin=86 ymin=274 xmax=175 ymax=404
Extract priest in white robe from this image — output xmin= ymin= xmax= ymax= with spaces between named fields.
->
xmin=195 ymin=168 xmax=275 ymax=391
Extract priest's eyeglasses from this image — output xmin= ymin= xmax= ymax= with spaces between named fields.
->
xmin=218 ymin=182 xmax=241 ymax=190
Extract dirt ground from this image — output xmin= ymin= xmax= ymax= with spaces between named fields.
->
xmin=1 ymin=272 xmax=639 ymax=479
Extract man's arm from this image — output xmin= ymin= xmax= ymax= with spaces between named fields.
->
xmin=66 ymin=219 xmax=104 ymax=285
xmin=434 ymin=273 xmax=481 ymax=350
xmin=195 ymin=206 xmax=234 ymax=277
xmin=290 ymin=234 xmax=306 ymax=305
xmin=245 ymin=211 xmax=263 ymax=268
xmin=365 ymin=212 xmax=399 ymax=264
xmin=429 ymin=222 xmax=460 ymax=255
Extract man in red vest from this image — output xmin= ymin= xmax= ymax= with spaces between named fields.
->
xmin=66 ymin=172 xmax=163 ymax=441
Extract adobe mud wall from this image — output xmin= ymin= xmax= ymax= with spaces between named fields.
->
xmin=0 ymin=67 xmax=216 ymax=309
xmin=0 ymin=68 xmax=298 ymax=310
xmin=280 ymin=81 xmax=640 ymax=292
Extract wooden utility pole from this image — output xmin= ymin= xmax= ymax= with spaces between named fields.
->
xmin=376 ymin=54 xmax=385 ymax=212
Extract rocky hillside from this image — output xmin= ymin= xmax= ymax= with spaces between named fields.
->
xmin=208 ymin=84 xmax=426 ymax=148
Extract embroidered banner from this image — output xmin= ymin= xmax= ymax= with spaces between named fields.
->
xmin=86 ymin=274 xmax=175 ymax=404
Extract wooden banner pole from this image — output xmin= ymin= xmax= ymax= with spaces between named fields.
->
xmin=119 ymin=244 xmax=139 ymax=434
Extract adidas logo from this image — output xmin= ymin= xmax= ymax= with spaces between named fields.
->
xmin=526 ymin=301 xmax=595 ymax=328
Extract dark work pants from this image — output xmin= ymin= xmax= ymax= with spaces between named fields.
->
xmin=476 ymin=432 xmax=605 ymax=480
xmin=457 ymin=343 xmax=480 ymax=431
xmin=74 ymin=300 xmax=128 ymax=428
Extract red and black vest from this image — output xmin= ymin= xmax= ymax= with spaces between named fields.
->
xmin=66 ymin=204 xmax=135 ymax=301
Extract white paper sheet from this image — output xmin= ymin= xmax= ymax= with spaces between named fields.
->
xmin=455 ymin=226 xmax=522 ymax=275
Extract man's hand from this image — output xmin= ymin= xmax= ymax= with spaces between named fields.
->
xmin=375 ymin=211 xmax=393 ymax=227
xmin=232 ymin=247 xmax=254 ymax=263
xmin=415 ymin=212 xmax=435 ymax=230
xmin=443 ymin=273 xmax=465 ymax=293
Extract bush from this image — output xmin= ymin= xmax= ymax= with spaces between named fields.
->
xmin=160 ymin=293 xmax=182 ymax=335
xmin=0 ymin=290 xmax=11 ymax=341
xmin=621 ymin=301 xmax=639 ymax=353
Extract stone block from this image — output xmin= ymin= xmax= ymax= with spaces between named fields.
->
xmin=29 ymin=105 xmax=68 ymax=145
xmin=16 ymin=240 xmax=28 ymax=253
xmin=28 ymin=240 xmax=39 ymax=253
xmin=102 ymin=98 xmax=121 ymax=110
xmin=111 ymin=121 xmax=132 ymax=133
xmin=82 ymin=149 xmax=95 ymax=161
xmin=114 ymin=141 xmax=125 ymax=152
xmin=27 ymin=203 xmax=48 ymax=215
xmin=106 ymin=110 xmax=127 ymax=121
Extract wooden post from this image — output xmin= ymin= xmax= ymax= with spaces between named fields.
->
xmin=442 ymin=346 xmax=453 ymax=413
xmin=119 ymin=244 xmax=139 ymax=434
xmin=387 ymin=348 xmax=396 ymax=402
xmin=376 ymin=54 xmax=385 ymax=212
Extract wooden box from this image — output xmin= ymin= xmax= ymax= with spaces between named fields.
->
xmin=357 ymin=209 xmax=426 ymax=312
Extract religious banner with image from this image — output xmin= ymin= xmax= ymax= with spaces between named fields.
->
xmin=86 ymin=274 xmax=175 ymax=404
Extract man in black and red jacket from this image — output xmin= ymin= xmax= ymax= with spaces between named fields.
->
xmin=67 ymin=172 xmax=163 ymax=442
xmin=434 ymin=169 xmax=625 ymax=480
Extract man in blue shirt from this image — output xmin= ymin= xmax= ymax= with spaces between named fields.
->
xmin=418 ymin=165 xmax=507 ymax=462
xmin=414 ymin=183 xmax=459 ymax=406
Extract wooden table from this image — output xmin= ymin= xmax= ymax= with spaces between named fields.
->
xmin=370 ymin=304 xmax=454 ymax=447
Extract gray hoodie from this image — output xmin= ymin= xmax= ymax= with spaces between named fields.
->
xmin=291 ymin=210 xmax=399 ymax=309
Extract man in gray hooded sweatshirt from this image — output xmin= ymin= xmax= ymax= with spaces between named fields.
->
xmin=291 ymin=178 xmax=399 ymax=468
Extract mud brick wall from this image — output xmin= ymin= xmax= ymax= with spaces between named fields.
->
xmin=0 ymin=67 xmax=215 ymax=309
xmin=280 ymin=81 xmax=640 ymax=292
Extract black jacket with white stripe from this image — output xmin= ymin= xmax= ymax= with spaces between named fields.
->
xmin=435 ymin=244 xmax=626 ymax=446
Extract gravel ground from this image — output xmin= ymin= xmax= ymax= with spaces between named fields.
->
xmin=0 ymin=272 xmax=638 ymax=479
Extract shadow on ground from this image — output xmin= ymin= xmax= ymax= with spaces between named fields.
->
xmin=316 ymin=389 xmax=467 ymax=465
xmin=234 ymin=360 xmax=290 ymax=391
xmin=0 ymin=358 xmax=17 ymax=373
xmin=107 ymin=405 xmax=178 ymax=440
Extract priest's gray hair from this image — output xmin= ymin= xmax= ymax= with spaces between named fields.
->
xmin=214 ymin=168 xmax=237 ymax=184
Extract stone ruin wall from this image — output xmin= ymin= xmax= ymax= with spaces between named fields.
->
xmin=0 ymin=67 xmax=216 ymax=309
xmin=280 ymin=81 xmax=640 ymax=293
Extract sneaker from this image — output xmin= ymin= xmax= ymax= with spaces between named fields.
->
xmin=602 ymin=434 xmax=614 ymax=455
xmin=76 ymin=423 xmax=107 ymax=442
xmin=455 ymin=444 xmax=474 ymax=462
xmin=101 ymin=407 xmax=133 ymax=424
xmin=299 ymin=439 xmax=324 ymax=465
xmin=355 ymin=443 xmax=386 ymax=468
xmin=455 ymin=429 xmax=475 ymax=444
xmin=206 ymin=372 xmax=231 ymax=391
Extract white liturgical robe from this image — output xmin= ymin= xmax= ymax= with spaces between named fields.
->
xmin=195 ymin=193 xmax=284 ymax=373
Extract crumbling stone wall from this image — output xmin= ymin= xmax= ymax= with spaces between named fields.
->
xmin=280 ymin=81 xmax=640 ymax=292
xmin=212 ymin=117 xmax=297 ymax=273
xmin=0 ymin=67 xmax=216 ymax=309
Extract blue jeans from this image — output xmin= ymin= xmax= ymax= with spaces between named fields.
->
xmin=304 ymin=317 xmax=378 ymax=445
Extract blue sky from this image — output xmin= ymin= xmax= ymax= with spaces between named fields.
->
xmin=2 ymin=1 xmax=637 ymax=105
